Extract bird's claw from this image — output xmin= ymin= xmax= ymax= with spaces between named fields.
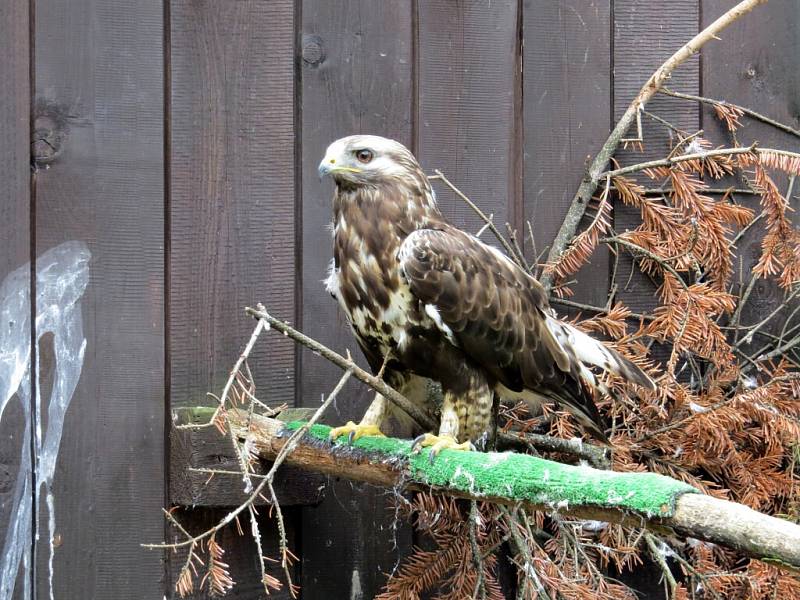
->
xmin=411 ymin=433 xmax=474 ymax=463
xmin=329 ymin=421 xmax=385 ymax=443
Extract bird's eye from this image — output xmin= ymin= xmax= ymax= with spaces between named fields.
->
xmin=355 ymin=149 xmax=374 ymax=164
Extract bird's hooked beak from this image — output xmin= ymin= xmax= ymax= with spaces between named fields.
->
xmin=318 ymin=156 xmax=362 ymax=180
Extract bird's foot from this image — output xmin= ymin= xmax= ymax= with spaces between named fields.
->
xmin=411 ymin=433 xmax=474 ymax=463
xmin=329 ymin=421 xmax=386 ymax=443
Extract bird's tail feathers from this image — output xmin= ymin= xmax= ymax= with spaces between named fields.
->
xmin=545 ymin=316 xmax=656 ymax=391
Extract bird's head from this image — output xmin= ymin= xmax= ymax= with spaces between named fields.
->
xmin=318 ymin=135 xmax=421 ymax=186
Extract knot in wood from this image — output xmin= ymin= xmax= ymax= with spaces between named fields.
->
xmin=31 ymin=100 xmax=70 ymax=166
xmin=301 ymin=35 xmax=325 ymax=66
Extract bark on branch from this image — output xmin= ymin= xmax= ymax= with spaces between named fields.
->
xmin=230 ymin=410 xmax=800 ymax=572
xmin=540 ymin=0 xmax=768 ymax=291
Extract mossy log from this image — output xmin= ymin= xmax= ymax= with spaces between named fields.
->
xmin=228 ymin=410 xmax=800 ymax=571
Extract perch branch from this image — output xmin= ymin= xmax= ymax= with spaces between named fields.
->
xmin=540 ymin=0 xmax=768 ymax=292
xmin=229 ymin=412 xmax=800 ymax=571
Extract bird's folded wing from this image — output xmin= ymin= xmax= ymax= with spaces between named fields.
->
xmin=398 ymin=226 xmax=579 ymax=393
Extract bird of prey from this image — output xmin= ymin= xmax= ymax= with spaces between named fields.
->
xmin=318 ymin=135 xmax=654 ymax=455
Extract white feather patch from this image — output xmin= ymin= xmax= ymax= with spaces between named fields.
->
xmin=545 ymin=315 xmax=618 ymax=375
xmin=424 ymin=304 xmax=457 ymax=345
xmin=323 ymin=258 xmax=339 ymax=298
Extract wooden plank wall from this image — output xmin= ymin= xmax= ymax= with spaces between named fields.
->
xmin=169 ymin=0 xmax=296 ymax=412
xmin=167 ymin=1 xmax=298 ymax=595
xmin=32 ymin=0 xmax=165 ymax=598
xmin=523 ymin=0 xmax=612 ymax=305
xmin=417 ymin=0 xmax=520 ymax=235
xmin=0 ymin=3 xmax=31 ymax=599
xmin=0 ymin=1 xmax=797 ymax=599
xmin=613 ymin=1 xmax=701 ymax=317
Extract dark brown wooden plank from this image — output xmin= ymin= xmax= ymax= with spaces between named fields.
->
xmin=0 ymin=5 xmax=31 ymax=599
xmin=32 ymin=0 xmax=165 ymax=597
xmin=299 ymin=0 xmax=414 ymax=413
xmin=523 ymin=0 xmax=612 ymax=305
xmin=417 ymin=0 xmax=520 ymax=236
xmin=169 ymin=0 xmax=296 ymax=411
xmin=299 ymin=2 xmax=415 ymax=597
xmin=701 ymin=0 xmax=800 ymax=340
xmin=167 ymin=506 xmax=298 ymax=600
xmin=612 ymin=1 xmax=700 ymax=315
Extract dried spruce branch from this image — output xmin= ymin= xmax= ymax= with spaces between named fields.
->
xmin=540 ymin=0 xmax=769 ymax=292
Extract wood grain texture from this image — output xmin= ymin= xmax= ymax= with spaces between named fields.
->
xmin=417 ymin=0 xmax=520 ymax=236
xmin=169 ymin=0 xmax=296 ymax=411
xmin=32 ymin=0 xmax=165 ymax=597
xmin=613 ymin=1 xmax=700 ymax=316
xmin=523 ymin=0 xmax=612 ymax=305
xmin=0 ymin=3 xmax=30 ymax=598
xmin=298 ymin=2 xmax=415 ymax=597
xmin=702 ymin=0 xmax=800 ymax=343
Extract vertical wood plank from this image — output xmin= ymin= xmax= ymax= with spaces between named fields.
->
xmin=701 ymin=0 xmax=800 ymax=337
xmin=417 ymin=0 xmax=520 ymax=236
xmin=523 ymin=0 xmax=612 ymax=305
xmin=168 ymin=1 xmax=297 ymax=596
xmin=299 ymin=2 xmax=414 ymax=597
xmin=0 ymin=3 xmax=31 ymax=599
xmin=169 ymin=0 xmax=296 ymax=411
xmin=32 ymin=0 xmax=165 ymax=597
xmin=613 ymin=1 xmax=700 ymax=314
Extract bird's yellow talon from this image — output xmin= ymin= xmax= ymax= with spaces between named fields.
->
xmin=411 ymin=433 xmax=473 ymax=461
xmin=329 ymin=421 xmax=385 ymax=443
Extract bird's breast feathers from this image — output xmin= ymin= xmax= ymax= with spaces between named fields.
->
xmin=326 ymin=233 xmax=447 ymax=357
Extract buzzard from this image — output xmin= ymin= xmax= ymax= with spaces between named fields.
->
xmin=319 ymin=135 xmax=654 ymax=455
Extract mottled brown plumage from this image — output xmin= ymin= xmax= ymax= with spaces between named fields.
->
xmin=319 ymin=135 xmax=654 ymax=450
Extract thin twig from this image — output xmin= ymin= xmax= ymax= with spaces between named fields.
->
xmin=245 ymin=306 xmax=436 ymax=432
xmin=643 ymin=187 xmax=758 ymax=196
xmin=659 ymin=87 xmax=800 ymax=139
xmin=548 ymin=296 xmax=655 ymax=322
xmin=469 ymin=501 xmax=487 ymax=600
xmin=645 ymin=532 xmax=677 ymax=600
xmin=175 ymin=317 xmax=269 ymax=430
xmin=735 ymin=286 xmax=800 ymax=347
xmin=600 ymin=236 xmax=689 ymax=292
xmin=599 ymin=144 xmax=757 ymax=179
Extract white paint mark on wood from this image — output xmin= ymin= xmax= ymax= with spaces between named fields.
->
xmin=0 ymin=241 xmax=90 ymax=600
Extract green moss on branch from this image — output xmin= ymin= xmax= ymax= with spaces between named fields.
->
xmin=285 ymin=421 xmax=697 ymax=519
